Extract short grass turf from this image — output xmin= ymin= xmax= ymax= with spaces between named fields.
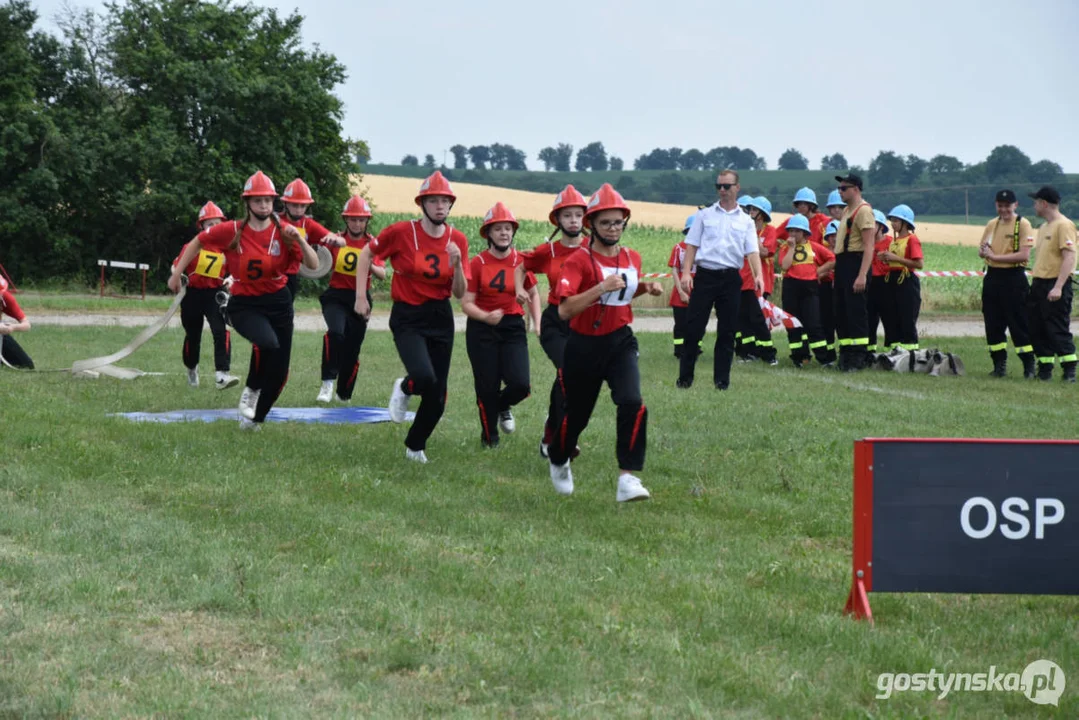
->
xmin=1 ymin=326 xmax=1077 ymax=718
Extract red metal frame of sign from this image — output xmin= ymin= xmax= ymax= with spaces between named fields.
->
xmin=843 ymin=437 xmax=1079 ymax=626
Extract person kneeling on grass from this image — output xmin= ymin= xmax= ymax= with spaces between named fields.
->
xmin=0 ymin=275 xmax=33 ymax=369
xmin=778 ymin=214 xmax=836 ymax=368
xmin=547 ymin=183 xmax=664 ymax=502
xmin=462 ymin=202 xmax=541 ymax=449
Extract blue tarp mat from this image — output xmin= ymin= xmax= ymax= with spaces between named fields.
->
xmin=111 ymin=406 xmax=415 ymax=425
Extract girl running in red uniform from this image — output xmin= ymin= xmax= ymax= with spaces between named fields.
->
xmin=778 ymin=214 xmax=836 ymax=367
xmin=353 ymin=171 xmax=470 ymax=463
xmin=668 ymin=215 xmax=698 ymax=358
xmin=317 ymin=195 xmax=386 ymax=402
xmin=279 ymin=178 xmax=345 ymax=299
xmin=882 ymin=205 xmax=924 ymax=350
xmin=523 ymin=185 xmax=588 ymax=458
xmin=0 ymin=275 xmax=33 ymax=369
xmin=547 ymin=184 xmax=664 ymax=502
xmin=462 ymin=202 xmax=541 ymax=448
xmin=174 ymin=201 xmax=239 ymax=390
xmin=169 ymin=171 xmax=320 ymax=429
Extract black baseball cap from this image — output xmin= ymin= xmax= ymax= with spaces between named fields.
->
xmin=1028 ymin=186 xmax=1061 ymax=204
xmin=995 ymin=189 xmax=1017 ymax=203
xmin=835 ymin=174 xmax=863 ymax=191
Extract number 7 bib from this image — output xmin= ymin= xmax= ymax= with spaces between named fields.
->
xmin=195 ymin=250 xmax=225 ymax=279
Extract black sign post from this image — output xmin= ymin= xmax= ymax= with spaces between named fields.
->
xmin=844 ymin=438 xmax=1079 ymax=623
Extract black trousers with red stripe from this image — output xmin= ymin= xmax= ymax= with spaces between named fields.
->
xmin=549 ymin=326 xmax=647 ymax=472
xmin=320 ymin=287 xmax=370 ymax=399
xmin=539 ymin=302 xmax=571 ymax=444
xmin=180 ymin=287 xmax=230 ymax=372
xmin=465 ymin=315 xmax=531 ymax=445
xmin=0 ymin=335 xmax=34 ymax=369
xmin=227 ymin=289 xmax=293 ymax=422
xmin=390 ymin=299 xmax=455 ymax=452
xmin=818 ymin=278 xmax=837 ymax=362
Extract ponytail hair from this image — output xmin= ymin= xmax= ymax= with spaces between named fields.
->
xmin=229 ymin=199 xmax=287 ymax=251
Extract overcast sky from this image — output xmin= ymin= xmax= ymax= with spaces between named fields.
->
xmin=31 ymin=0 xmax=1079 ymax=171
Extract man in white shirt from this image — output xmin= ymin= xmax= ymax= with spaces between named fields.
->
xmin=677 ymin=170 xmax=763 ymax=390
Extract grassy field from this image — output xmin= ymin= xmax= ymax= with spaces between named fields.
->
xmin=1 ymin=326 xmax=1077 ymax=717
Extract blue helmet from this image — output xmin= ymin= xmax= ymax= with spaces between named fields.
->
xmin=825 ymin=219 xmax=840 ymax=236
xmin=826 ymin=189 xmax=844 ymax=208
xmin=786 ymin=213 xmax=811 ymax=234
xmin=873 ymin=209 xmax=889 ymax=231
xmin=747 ymin=196 xmax=772 ymax=221
xmin=683 ymin=214 xmax=697 ymax=234
xmin=737 ymin=194 xmax=753 ymax=207
xmin=887 ymin=204 xmax=916 ymax=230
xmin=793 ymin=187 xmax=817 ymax=206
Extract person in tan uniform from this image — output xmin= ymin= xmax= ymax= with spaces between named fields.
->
xmin=831 ymin=174 xmax=876 ymax=371
xmin=979 ymin=189 xmax=1037 ymax=378
xmin=1025 ymin=186 xmax=1077 ymax=382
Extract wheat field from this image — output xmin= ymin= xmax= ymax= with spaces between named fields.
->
xmin=354 ymin=174 xmax=989 ymax=246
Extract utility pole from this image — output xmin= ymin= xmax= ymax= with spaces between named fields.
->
xmin=964 ymin=189 xmax=970 ymax=224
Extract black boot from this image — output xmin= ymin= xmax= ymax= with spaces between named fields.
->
xmin=1037 ymin=362 xmax=1054 ymax=381
xmin=988 ymin=350 xmax=1007 ymax=378
xmin=1020 ymin=352 xmax=1037 ymax=380
xmin=1063 ymin=362 xmax=1077 ymax=383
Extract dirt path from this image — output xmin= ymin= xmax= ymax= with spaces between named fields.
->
xmin=30 ymin=312 xmax=1076 ymax=337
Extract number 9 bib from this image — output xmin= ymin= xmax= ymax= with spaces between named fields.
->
xmin=335 ymin=247 xmax=360 ymax=276
xmin=195 ymin=250 xmax=225 ymax=279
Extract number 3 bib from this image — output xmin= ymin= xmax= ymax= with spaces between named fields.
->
xmin=413 ymin=250 xmax=448 ymax=283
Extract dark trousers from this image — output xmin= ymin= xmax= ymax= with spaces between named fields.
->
xmin=866 ymin=275 xmax=890 ymax=352
xmin=181 ymin=287 xmax=231 ymax=372
xmin=781 ymin=278 xmax=830 ymax=365
xmin=320 ymin=287 xmax=370 ymax=399
xmin=736 ymin=289 xmax=775 ymax=361
xmin=228 ymin=289 xmax=294 ymax=422
xmin=679 ymin=267 xmax=742 ymax=387
xmin=286 ymin=273 xmax=299 ymax=301
xmin=465 ymin=315 xmax=531 ymax=445
xmin=671 ymin=306 xmax=698 ymax=358
xmin=833 ymin=253 xmax=870 ymax=368
xmin=818 ymin=278 xmax=837 ymax=362
xmin=0 ymin=335 xmax=34 ymax=369
xmin=390 ymin=300 xmax=455 ymax=452
xmin=884 ymin=273 xmax=920 ymax=348
xmin=982 ymin=268 xmax=1033 ymax=357
xmin=539 ymin=302 xmax=571 ymax=443
xmin=549 ymin=327 xmax=646 ymax=472
xmin=1027 ymin=279 xmax=1076 ymax=368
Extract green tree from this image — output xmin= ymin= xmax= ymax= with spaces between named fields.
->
xmin=401 ymin=155 xmax=419 ymax=166
xmin=1027 ymin=159 xmax=1063 ymax=183
xmin=903 ymin=154 xmax=927 ymax=185
xmin=537 ymin=146 xmax=557 ymax=171
xmin=868 ymin=151 xmax=905 ymax=185
xmin=422 ymin=154 xmax=435 ymax=169
xmin=679 ymin=149 xmax=704 ymax=171
xmin=927 ymin=154 xmax=963 ymax=175
xmin=778 ymin=148 xmax=809 ymax=170
xmin=467 ymin=145 xmax=490 ymax=170
xmin=609 ymin=156 xmax=624 ymax=171
xmin=820 ymin=153 xmax=848 ymax=171
xmin=449 ymin=144 xmax=468 ymax=169
xmin=552 ymin=143 xmax=573 ymax=172
xmin=575 ymin=141 xmax=608 ymax=171
xmin=985 ymin=144 xmax=1031 ymax=182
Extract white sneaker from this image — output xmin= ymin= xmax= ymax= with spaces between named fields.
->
xmin=539 ymin=440 xmax=550 ymax=459
xmin=239 ymin=417 xmax=261 ymax=432
xmin=239 ymin=387 xmax=260 ymax=420
xmin=498 ymin=410 xmax=515 ymax=434
xmin=215 ymin=372 xmax=239 ymax=390
xmin=317 ymin=380 xmax=334 ymax=403
xmin=616 ymin=473 xmax=650 ymax=503
xmin=388 ymin=377 xmax=409 ymax=423
xmin=186 ymin=366 xmax=199 ymax=387
xmin=405 ymin=448 xmax=428 ymax=464
xmin=334 ymin=393 xmax=349 ymax=403
xmin=550 ymin=461 xmax=574 ymax=495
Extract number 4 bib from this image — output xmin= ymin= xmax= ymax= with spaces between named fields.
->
xmin=598 ymin=266 xmax=639 ymax=306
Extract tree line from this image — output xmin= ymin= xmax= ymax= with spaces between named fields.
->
xmin=1 ymin=0 xmax=361 ymax=285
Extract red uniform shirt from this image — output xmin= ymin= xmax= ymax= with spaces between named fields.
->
xmin=557 ymin=246 xmax=642 ymax=336
xmin=174 ymin=241 xmax=227 ymax=290
xmin=776 ymin=213 xmax=831 ymax=244
xmin=759 ymin=225 xmax=778 ymax=295
xmin=667 ymin=241 xmax=695 ymax=308
xmin=871 ymin=235 xmax=893 ymax=277
xmin=368 ymin=220 xmax=470 ymax=305
xmin=1 ymin=290 xmax=25 ymax=322
xmin=887 ymin=233 xmax=923 ymax=276
xmin=199 ymin=220 xmax=300 ymax=297
xmin=466 ymin=249 xmax=537 ymax=316
xmin=523 ymin=240 xmax=582 ymax=306
xmin=280 ymin=215 xmax=333 ymax=275
xmin=778 ymin=240 xmax=836 ymax=282
xmin=327 ymin=232 xmax=384 ymax=291
xmin=820 ymin=234 xmax=837 ymax=283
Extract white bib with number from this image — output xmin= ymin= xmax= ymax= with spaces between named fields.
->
xmin=598 ymin=266 xmax=639 ymax=307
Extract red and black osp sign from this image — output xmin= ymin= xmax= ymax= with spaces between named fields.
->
xmin=844 ymin=438 xmax=1078 ymax=623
